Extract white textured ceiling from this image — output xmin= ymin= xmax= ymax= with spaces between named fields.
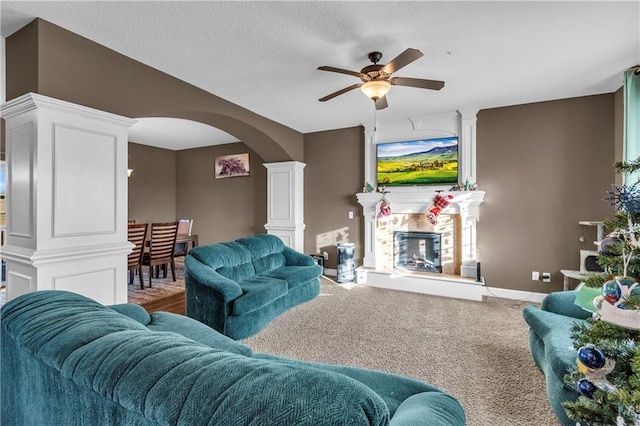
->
xmin=127 ymin=117 xmax=239 ymax=150
xmin=2 ymin=1 xmax=639 ymax=151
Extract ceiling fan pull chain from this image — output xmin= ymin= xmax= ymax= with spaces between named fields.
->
xmin=374 ymin=107 xmax=377 ymax=133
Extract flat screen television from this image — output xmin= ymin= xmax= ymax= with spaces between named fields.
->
xmin=376 ymin=136 xmax=458 ymax=186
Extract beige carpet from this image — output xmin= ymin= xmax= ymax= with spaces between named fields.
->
xmin=244 ymin=277 xmax=559 ymax=426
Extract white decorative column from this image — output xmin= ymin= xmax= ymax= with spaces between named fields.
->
xmin=263 ymin=161 xmax=305 ymax=251
xmin=458 ymin=109 xmax=479 ymax=184
xmin=0 ymin=93 xmax=135 ymax=304
xmin=362 ymin=123 xmax=377 ymax=267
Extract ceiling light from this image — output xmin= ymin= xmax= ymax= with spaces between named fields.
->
xmin=360 ymin=81 xmax=391 ymax=100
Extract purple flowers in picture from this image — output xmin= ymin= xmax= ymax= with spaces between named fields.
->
xmin=215 ymin=153 xmax=250 ymax=179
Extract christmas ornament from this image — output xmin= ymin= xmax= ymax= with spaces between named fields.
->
xmin=600 ymin=236 xmax=622 ymax=256
xmin=593 ymin=295 xmax=604 ymax=310
xmin=604 ymin=182 xmax=640 ymax=213
xmin=597 ymin=277 xmax=640 ymax=330
xmin=425 ymin=193 xmax=453 ymax=225
xmin=577 ymin=378 xmax=597 ymax=399
xmin=603 ymin=279 xmax=623 ymax=304
xmin=578 ymin=344 xmax=606 ymax=370
xmin=575 ymin=344 xmax=617 ymax=393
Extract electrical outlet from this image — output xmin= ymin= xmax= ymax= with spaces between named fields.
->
xmin=322 ymin=251 xmax=329 ymax=261
xmin=542 ymin=272 xmax=551 ymax=283
xmin=348 ymin=211 xmax=354 ymax=219
xmin=531 ymin=271 xmax=539 ymax=281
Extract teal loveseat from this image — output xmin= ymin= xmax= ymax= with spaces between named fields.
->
xmin=522 ymin=290 xmax=592 ymax=425
xmin=1 ymin=291 xmax=466 ymax=425
xmin=185 ymin=234 xmax=322 ymax=339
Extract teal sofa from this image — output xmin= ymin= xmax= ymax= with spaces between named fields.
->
xmin=1 ymin=291 xmax=466 ymax=425
xmin=185 ymin=234 xmax=322 ymax=339
xmin=522 ymin=290 xmax=592 ymax=425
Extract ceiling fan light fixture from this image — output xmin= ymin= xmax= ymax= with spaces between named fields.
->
xmin=360 ymin=80 xmax=391 ymax=100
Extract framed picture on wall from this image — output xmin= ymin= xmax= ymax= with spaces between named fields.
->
xmin=214 ymin=153 xmax=250 ymax=179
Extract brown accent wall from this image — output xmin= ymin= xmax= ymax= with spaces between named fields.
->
xmin=127 ymin=142 xmax=266 ymax=246
xmin=304 ymin=126 xmax=364 ymax=268
xmin=476 ymin=94 xmax=616 ymax=292
xmin=4 ymin=19 xmax=38 ymax=97
xmin=127 ymin=143 xmax=176 ymax=224
xmin=6 ymin=19 xmax=303 ymax=163
xmin=175 ymin=143 xmax=267 ymax=245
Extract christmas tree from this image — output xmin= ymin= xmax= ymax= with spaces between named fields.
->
xmin=563 ymin=157 xmax=640 ymax=425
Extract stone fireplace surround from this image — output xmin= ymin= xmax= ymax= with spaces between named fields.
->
xmin=355 ymin=111 xmax=487 ymax=301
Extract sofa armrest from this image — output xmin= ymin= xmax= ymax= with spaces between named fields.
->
xmin=108 ymin=303 xmax=151 ymax=325
xmin=390 ymin=392 xmax=465 ymax=425
xmin=282 ymin=246 xmax=315 ymax=266
xmin=185 ymin=255 xmax=244 ymax=301
xmin=541 ymin=290 xmax=591 ymax=320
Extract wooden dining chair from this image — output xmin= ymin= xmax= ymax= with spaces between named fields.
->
xmin=127 ymin=223 xmax=148 ymax=289
xmin=142 ymin=221 xmax=179 ymax=289
xmin=174 ymin=219 xmax=194 ymax=259
xmin=177 ymin=219 xmax=193 ymax=236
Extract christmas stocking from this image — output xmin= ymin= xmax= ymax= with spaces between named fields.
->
xmin=425 ymin=193 xmax=453 ymax=225
xmin=378 ymin=197 xmax=391 ymax=218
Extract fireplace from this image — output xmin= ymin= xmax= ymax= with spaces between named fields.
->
xmin=355 ymin=190 xmax=486 ymax=301
xmin=353 ymin=111 xmax=486 ymax=301
xmin=394 ymin=231 xmax=442 ymax=273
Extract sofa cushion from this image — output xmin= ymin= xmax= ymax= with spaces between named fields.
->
xmin=253 ymin=252 xmax=287 ymax=274
xmin=236 ymin=234 xmax=284 ymax=258
xmin=390 ymin=392 xmax=466 ymax=426
xmin=108 ymin=303 xmax=152 ymax=325
xmin=236 ymin=235 xmax=288 ymax=274
xmin=147 ymin=312 xmax=253 ymax=356
xmin=233 ymin=275 xmax=289 ymax=316
xmin=189 ymin=241 xmax=255 ymax=277
xmin=217 ymin=262 xmax=257 ymax=283
xmin=265 ymin=264 xmax=324 ymax=289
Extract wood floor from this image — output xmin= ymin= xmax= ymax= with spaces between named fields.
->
xmin=139 ymin=290 xmax=185 ymax=315
xmin=128 ymin=261 xmax=187 ymax=315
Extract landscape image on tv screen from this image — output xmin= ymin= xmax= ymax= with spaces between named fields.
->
xmin=376 ymin=136 xmax=458 ymax=186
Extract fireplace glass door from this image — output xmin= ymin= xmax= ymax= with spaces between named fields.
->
xmin=394 ymin=231 xmax=442 ymax=273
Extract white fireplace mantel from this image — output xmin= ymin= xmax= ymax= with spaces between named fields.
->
xmin=356 ymin=189 xmax=486 ymax=269
xmin=356 ymin=190 xmax=485 ymax=220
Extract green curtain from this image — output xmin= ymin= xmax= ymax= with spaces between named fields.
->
xmin=624 ymin=69 xmax=640 ymax=184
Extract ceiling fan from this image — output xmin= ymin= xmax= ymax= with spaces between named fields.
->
xmin=317 ymin=48 xmax=445 ymax=110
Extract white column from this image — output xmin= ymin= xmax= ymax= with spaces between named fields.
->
xmin=363 ymin=123 xmax=377 ymax=187
xmin=0 ymin=93 xmax=135 ymax=304
xmin=360 ymin=123 xmax=377 ymax=267
xmin=263 ymin=161 xmax=306 ymax=252
xmin=458 ymin=109 xmax=479 ymax=184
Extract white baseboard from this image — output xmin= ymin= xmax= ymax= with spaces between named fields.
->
xmin=322 ymin=268 xmax=548 ymax=303
xmin=484 ymin=286 xmax=547 ymax=303
xmin=323 ymin=268 xmax=337 ymax=277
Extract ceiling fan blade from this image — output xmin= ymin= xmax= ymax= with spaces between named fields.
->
xmin=390 ymin=77 xmax=445 ymax=91
xmin=317 ymin=66 xmax=364 ymax=78
xmin=380 ymin=48 xmax=424 ymax=75
xmin=375 ymin=95 xmax=388 ymax=110
xmin=319 ymin=83 xmax=363 ymax=102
